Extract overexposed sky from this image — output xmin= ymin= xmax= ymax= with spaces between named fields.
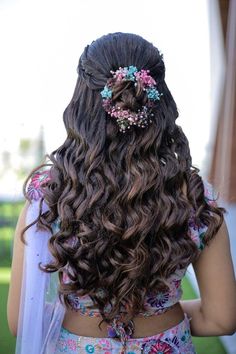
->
xmin=0 ymin=0 xmax=212 ymax=171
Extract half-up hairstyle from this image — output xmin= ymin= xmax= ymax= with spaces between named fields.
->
xmin=23 ymin=32 xmax=225 ymax=326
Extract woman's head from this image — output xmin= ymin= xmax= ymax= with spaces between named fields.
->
xmin=63 ymin=33 xmax=179 ymax=154
xmin=78 ymin=32 xmax=166 ymax=89
xmin=24 ymin=32 xmax=224 ymax=326
xmin=61 ymin=33 xmax=192 ymax=192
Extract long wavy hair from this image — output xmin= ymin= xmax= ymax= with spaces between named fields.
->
xmin=23 ymin=32 xmax=224 ymax=326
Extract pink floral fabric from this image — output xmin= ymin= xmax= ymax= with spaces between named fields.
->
xmin=54 ymin=313 xmax=196 ymax=353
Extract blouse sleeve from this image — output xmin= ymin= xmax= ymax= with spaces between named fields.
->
xmin=188 ymin=180 xmax=219 ymax=251
xmin=26 ymin=169 xmax=51 ymax=201
xmin=202 ymin=180 xmax=219 ymax=208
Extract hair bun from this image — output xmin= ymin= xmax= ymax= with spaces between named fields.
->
xmin=101 ymin=66 xmax=162 ymax=132
xmin=112 ymin=80 xmax=146 ymax=112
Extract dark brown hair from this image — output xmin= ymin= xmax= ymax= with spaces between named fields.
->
xmin=23 ymin=32 xmax=224 ymax=326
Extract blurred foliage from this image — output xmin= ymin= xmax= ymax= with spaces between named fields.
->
xmin=0 ymin=283 xmax=16 ymax=354
xmin=0 ymin=201 xmax=24 ymax=219
xmin=0 ymin=201 xmax=23 ymax=353
xmin=0 ymin=201 xmax=24 ymax=267
xmin=19 ymin=138 xmax=32 ymax=154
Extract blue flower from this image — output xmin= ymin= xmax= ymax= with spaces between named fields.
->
xmin=101 ymin=85 xmax=112 ymax=99
xmin=125 ymin=65 xmax=138 ymax=81
xmin=146 ymin=88 xmax=162 ymax=101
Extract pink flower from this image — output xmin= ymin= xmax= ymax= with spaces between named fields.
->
xmin=151 ymin=342 xmax=173 ymax=353
xmin=142 ymin=340 xmax=173 ymax=354
xmin=67 ymin=339 xmax=77 ymax=350
xmin=99 ymin=338 xmax=112 ymax=350
xmin=135 ymin=70 xmax=156 ymax=87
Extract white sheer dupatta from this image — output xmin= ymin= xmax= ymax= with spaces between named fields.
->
xmin=15 ymin=200 xmax=65 ymax=354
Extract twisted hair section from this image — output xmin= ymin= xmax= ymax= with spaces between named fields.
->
xmin=22 ymin=33 xmax=225 ymax=326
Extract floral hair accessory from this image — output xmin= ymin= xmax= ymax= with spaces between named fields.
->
xmin=101 ymin=66 xmax=163 ymax=133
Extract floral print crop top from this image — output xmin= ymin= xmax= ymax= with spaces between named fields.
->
xmin=27 ymin=170 xmax=218 ymax=346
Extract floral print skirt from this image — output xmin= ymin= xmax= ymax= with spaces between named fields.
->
xmin=54 ymin=313 xmax=196 ymax=353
